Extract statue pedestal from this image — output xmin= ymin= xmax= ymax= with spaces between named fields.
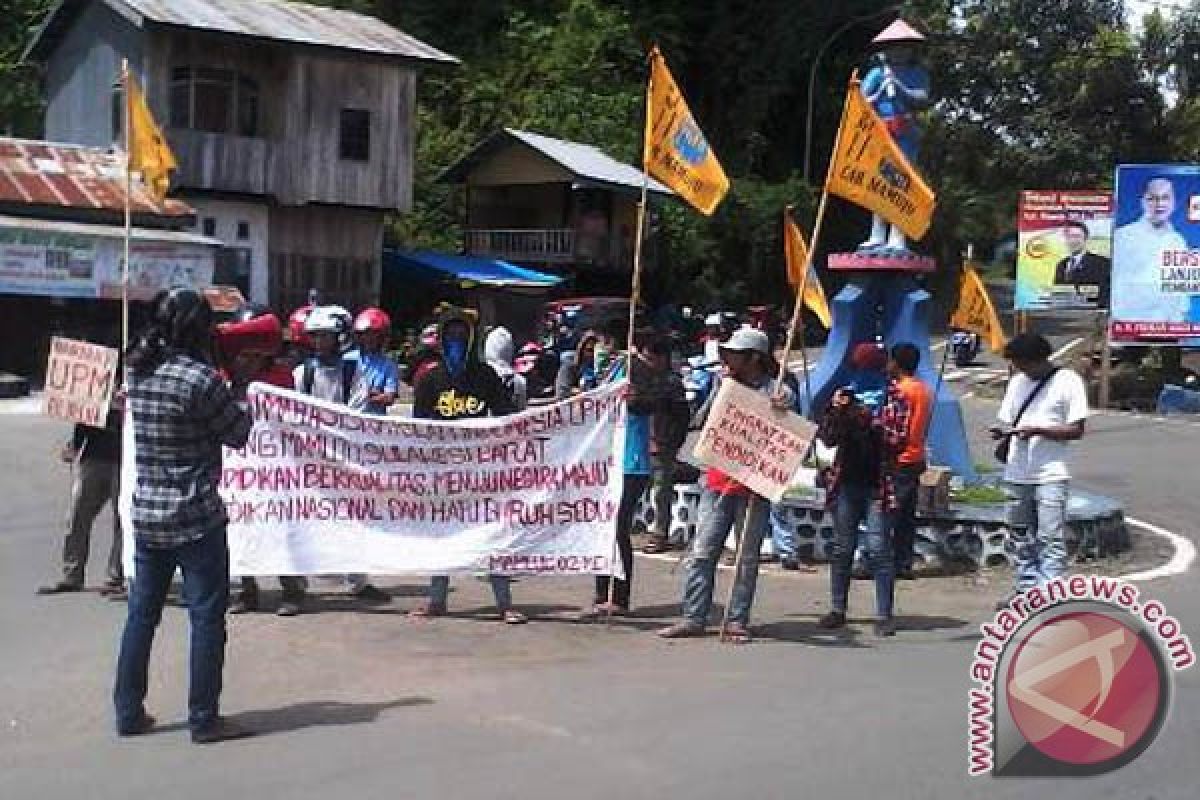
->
xmin=801 ymin=258 xmax=976 ymax=481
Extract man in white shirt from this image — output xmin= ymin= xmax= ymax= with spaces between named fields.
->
xmin=991 ymin=334 xmax=1088 ymax=607
xmin=1112 ymin=177 xmax=1190 ymax=324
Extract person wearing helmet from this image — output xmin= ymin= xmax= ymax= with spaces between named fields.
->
xmin=410 ymin=305 xmax=524 ymax=624
xmin=291 ymin=305 xmax=390 ymax=611
xmin=351 ymin=307 xmax=399 ymax=415
xmin=406 ymin=322 xmax=441 ymax=388
xmin=115 ymin=288 xmax=255 ymax=743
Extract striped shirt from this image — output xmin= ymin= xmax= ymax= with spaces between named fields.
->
xmin=128 ymin=351 xmax=252 ymax=548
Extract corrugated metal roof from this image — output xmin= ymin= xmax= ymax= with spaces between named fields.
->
xmin=507 ymin=129 xmax=672 ymax=195
xmin=441 ymin=129 xmax=672 ymax=196
xmin=27 ymin=0 xmax=458 ymax=64
xmin=0 ymin=137 xmax=194 ymax=220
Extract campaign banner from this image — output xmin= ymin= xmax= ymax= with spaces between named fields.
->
xmin=1111 ymin=165 xmax=1200 ymax=344
xmin=0 ymin=228 xmax=99 ymax=298
xmin=206 ymin=381 xmax=624 ymax=577
xmin=42 ymin=337 xmax=119 ymax=426
xmin=693 ymin=379 xmax=816 ymax=504
xmin=1015 ymin=190 xmax=1112 ymax=311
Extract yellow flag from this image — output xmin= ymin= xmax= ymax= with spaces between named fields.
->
xmin=949 ymin=265 xmax=1006 ymax=352
xmin=825 ymin=77 xmax=935 ymax=241
xmin=644 ymin=47 xmax=729 ymax=215
xmin=784 ymin=208 xmax=832 ymax=329
xmin=125 ymin=72 xmax=177 ymax=200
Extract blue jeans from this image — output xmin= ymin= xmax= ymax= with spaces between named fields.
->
xmin=830 ymin=485 xmax=894 ymax=619
xmin=682 ymin=490 xmax=768 ymax=626
xmin=114 ymin=528 xmax=229 ymax=733
xmin=1007 ymin=481 xmax=1069 ymax=590
xmin=428 ymin=574 xmax=512 ymax=611
xmin=770 ymin=504 xmax=797 ymax=561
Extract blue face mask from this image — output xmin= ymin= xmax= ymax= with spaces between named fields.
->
xmin=443 ymin=338 xmax=467 ymax=374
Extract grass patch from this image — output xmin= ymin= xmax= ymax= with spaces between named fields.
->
xmin=952 ymin=485 xmax=1009 ymax=505
xmin=973 ymin=462 xmax=1000 ymax=475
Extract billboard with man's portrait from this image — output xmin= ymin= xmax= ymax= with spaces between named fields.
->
xmin=1015 ymin=190 xmax=1112 ymax=312
xmin=1111 ymin=165 xmax=1200 ymax=345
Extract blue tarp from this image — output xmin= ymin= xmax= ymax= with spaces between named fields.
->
xmin=383 ymin=249 xmax=563 ymax=288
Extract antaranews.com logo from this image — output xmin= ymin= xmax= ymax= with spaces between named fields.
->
xmin=968 ymin=574 xmax=1194 ymax=777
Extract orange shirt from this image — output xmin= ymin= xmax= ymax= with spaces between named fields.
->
xmin=894 ymin=375 xmax=932 ymax=466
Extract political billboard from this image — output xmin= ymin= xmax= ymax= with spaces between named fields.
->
xmin=1015 ymin=190 xmax=1112 ymax=312
xmin=1111 ymin=165 xmax=1200 ymax=344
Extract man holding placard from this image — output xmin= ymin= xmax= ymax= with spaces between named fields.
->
xmin=658 ymin=328 xmax=794 ymax=643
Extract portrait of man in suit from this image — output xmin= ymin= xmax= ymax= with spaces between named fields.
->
xmin=1052 ymin=220 xmax=1110 ymax=307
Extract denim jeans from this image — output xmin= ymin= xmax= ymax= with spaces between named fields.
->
xmin=770 ymin=504 xmax=797 ymax=561
xmin=114 ymin=527 xmax=229 ymax=733
xmin=891 ymin=464 xmax=923 ymax=573
xmin=428 ymin=574 xmax=512 ymax=610
xmin=681 ymin=490 xmax=768 ymax=626
xmin=830 ymin=484 xmax=894 ymax=619
xmin=1006 ymin=481 xmax=1069 ymax=590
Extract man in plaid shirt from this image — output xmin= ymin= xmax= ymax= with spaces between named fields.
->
xmin=816 ymin=344 xmax=910 ymax=638
xmin=114 ymin=288 xmax=253 ymax=744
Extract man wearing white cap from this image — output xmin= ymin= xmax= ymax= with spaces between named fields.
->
xmin=658 ymin=327 xmax=793 ymax=643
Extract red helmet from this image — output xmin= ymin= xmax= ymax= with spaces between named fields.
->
xmin=288 ymin=305 xmax=314 ymax=349
xmin=354 ymin=307 xmax=391 ymax=333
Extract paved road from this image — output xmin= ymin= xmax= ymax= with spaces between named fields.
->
xmin=1 ymin=390 xmax=1196 ymax=800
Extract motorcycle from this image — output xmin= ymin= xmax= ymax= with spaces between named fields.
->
xmin=681 ymin=354 xmax=720 ymax=425
xmin=950 ymin=329 xmax=981 ymax=368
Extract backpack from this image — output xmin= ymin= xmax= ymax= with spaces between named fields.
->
xmin=302 ymin=357 xmax=357 ymax=404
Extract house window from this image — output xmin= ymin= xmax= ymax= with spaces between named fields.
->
xmin=169 ymin=66 xmax=260 ymax=137
xmin=202 ymin=217 xmax=217 ymax=237
xmin=214 ymin=246 xmax=252 ymax=295
xmin=236 ymin=221 xmax=250 ymax=240
xmin=339 ymin=109 xmax=370 ymax=161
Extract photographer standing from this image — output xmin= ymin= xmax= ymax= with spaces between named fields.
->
xmin=114 ymin=288 xmax=253 ymax=744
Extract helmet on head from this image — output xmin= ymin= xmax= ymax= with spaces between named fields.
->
xmin=216 ymin=306 xmax=283 ymax=364
xmin=304 ymin=305 xmax=352 ymax=335
xmin=354 ymin=307 xmax=391 ymax=333
xmin=418 ymin=323 xmax=439 ymax=347
xmin=155 ymin=287 xmax=213 ymax=352
xmin=288 ymin=305 xmax=313 ymax=348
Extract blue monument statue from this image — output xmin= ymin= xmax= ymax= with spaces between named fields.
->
xmin=805 ymin=18 xmax=977 ymax=481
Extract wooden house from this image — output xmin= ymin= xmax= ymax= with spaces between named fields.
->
xmin=25 ymin=0 xmax=458 ymax=311
xmin=441 ymin=129 xmax=672 ymax=285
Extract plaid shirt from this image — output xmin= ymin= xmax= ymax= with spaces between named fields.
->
xmin=819 ymin=382 xmax=911 ymax=512
xmin=128 ymin=351 xmax=252 ymax=548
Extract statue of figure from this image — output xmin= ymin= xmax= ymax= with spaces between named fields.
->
xmin=858 ymin=20 xmax=930 ymax=253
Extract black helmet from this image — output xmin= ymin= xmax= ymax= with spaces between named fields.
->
xmin=154 ymin=288 xmax=213 ymax=351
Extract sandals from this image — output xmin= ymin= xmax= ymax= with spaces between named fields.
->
xmin=721 ymin=622 xmax=753 ymax=644
xmin=502 ymin=609 xmax=528 ymax=625
xmin=642 ymin=535 xmax=670 ymax=554
xmin=579 ymin=602 xmax=628 ymax=620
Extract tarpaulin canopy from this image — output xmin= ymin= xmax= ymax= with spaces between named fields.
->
xmin=383 ymin=249 xmax=563 ymax=289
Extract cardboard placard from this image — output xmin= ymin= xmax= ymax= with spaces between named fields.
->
xmin=43 ymin=337 xmax=119 ymax=426
xmin=693 ymin=379 xmax=817 ymax=503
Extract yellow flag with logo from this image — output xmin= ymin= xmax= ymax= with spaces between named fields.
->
xmin=644 ymin=47 xmax=729 ymax=216
xmin=825 ymin=77 xmax=935 ymax=241
xmin=125 ymin=72 xmax=177 ymax=201
xmin=949 ymin=265 xmax=1006 ymax=352
xmin=784 ymin=208 xmax=832 ymax=329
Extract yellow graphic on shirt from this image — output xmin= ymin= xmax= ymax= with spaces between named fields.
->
xmin=435 ymin=389 xmax=484 ymax=418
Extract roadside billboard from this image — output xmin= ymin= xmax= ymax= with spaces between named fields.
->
xmin=1111 ymin=165 xmax=1200 ymax=344
xmin=1015 ymin=190 xmax=1112 ymax=312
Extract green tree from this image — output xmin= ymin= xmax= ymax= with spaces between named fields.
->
xmin=0 ymin=0 xmax=52 ymax=137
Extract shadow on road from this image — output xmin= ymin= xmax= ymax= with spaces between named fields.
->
xmin=229 ymin=697 xmax=434 ymax=735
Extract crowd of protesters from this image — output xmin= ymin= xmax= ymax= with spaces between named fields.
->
xmin=30 ymin=286 xmax=1087 ymax=742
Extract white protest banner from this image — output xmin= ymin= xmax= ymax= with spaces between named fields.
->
xmin=693 ymin=379 xmax=817 ymax=504
xmin=218 ymin=381 xmax=626 ymax=576
xmin=42 ymin=337 xmax=119 ymax=426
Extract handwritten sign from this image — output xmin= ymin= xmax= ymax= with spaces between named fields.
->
xmin=43 ymin=337 xmax=119 ymax=426
xmin=693 ymin=379 xmax=816 ymax=503
xmin=150 ymin=381 xmax=627 ymax=577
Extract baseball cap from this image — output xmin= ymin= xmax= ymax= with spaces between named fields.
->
xmin=719 ymin=326 xmax=771 ymax=356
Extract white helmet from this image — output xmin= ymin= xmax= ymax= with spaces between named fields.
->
xmin=303 ymin=305 xmax=352 ymax=335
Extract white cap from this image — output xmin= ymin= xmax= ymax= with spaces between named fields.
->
xmin=719 ymin=326 xmax=771 ymax=356
xmin=705 ymin=313 xmax=722 ymax=326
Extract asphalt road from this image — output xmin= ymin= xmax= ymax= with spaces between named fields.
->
xmin=1 ymin=385 xmax=1197 ymax=799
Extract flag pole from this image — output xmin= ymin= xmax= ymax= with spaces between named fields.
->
xmin=121 ymin=59 xmax=132 ymax=358
xmin=605 ymin=49 xmax=655 ymax=622
xmin=774 ymin=75 xmax=855 ymax=399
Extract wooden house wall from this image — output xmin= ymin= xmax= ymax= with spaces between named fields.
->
xmin=268 ymin=205 xmax=383 ymax=311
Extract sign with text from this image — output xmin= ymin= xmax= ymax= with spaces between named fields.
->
xmin=693 ymin=380 xmax=817 ymax=504
xmin=1015 ymin=190 xmax=1112 ymax=311
xmin=42 ymin=337 xmax=119 ymax=426
xmin=217 ymin=382 xmax=627 ymax=576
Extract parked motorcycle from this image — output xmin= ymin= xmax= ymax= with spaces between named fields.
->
xmin=950 ymin=329 xmax=981 ymax=367
xmin=681 ymin=354 xmax=720 ymax=425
